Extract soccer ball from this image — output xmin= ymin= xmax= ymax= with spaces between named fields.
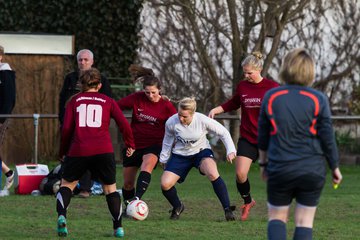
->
xmin=126 ymin=199 xmax=149 ymax=221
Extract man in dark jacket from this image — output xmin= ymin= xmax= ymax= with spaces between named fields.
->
xmin=58 ymin=49 xmax=112 ymax=198
xmin=59 ymin=49 xmax=112 ymax=126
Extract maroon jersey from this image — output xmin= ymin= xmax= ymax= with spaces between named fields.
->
xmin=60 ymin=92 xmax=135 ymax=157
xmin=221 ymin=78 xmax=279 ymax=144
xmin=117 ymin=91 xmax=177 ymax=149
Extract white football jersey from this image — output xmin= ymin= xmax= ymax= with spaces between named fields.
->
xmin=159 ymin=112 xmax=236 ymax=163
xmin=0 ymin=63 xmax=11 ymax=71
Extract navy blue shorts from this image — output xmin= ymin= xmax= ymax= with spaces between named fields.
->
xmin=122 ymin=145 xmax=161 ymax=168
xmin=237 ymin=138 xmax=258 ymax=162
xmin=62 ymin=153 xmax=116 ymax=185
xmin=165 ymin=148 xmax=214 ymax=183
xmin=267 ymin=171 xmax=326 ymax=207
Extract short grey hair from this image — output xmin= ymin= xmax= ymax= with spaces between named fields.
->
xmin=77 ymin=49 xmax=94 ymax=60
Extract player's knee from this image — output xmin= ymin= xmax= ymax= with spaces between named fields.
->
xmin=160 ymin=180 xmax=174 ymax=191
xmin=123 ymin=181 xmax=135 ymax=190
xmin=102 ymin=184 xmax=116 ymax=195
xmin=206 ymin=172 xmax=219 ymax=181
xmin=236 ymin=172 xmax=248 ymax=183
xmin=160 ymin=182 xmax=170 ymax=190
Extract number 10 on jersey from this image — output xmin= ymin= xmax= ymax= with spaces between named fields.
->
xmin=77 ymin=104 xmax=103 ymax=127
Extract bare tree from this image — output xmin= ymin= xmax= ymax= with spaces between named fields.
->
xmin=275 ymin=0 xmax=360 ymax=112
xmin=138 ymin=0 xmax=360 ymax=113
xmin=138 ymin=0 xmax=313 ymax=110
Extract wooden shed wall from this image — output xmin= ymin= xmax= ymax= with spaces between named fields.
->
xmin=2 ymin=55 xmax=72 ymax=164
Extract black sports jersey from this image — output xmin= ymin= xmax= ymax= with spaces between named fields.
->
xmin=0 ymin=70 xmax=16 ymax=123
xmin=258 ymin=85 xmax=339 ymax=173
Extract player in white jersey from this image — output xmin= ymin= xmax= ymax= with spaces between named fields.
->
xmin=159 ymin=97 xmax=237 ymax=221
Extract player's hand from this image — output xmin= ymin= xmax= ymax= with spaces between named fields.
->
xmin=59 ymin=155 xmax=65 ymax=162
xmin=159 ymin=162 xmax=166 ymax=170
xmin=332 ymin=167 xmax=342 ymax=185
xmin=208 ymin=106 xmax=224 ymax=118
xmin=126 ymin=148 xmax=135 ymax=157
xmin=226 ymin=152 xmax=236 ymax=163
xmin=208 ymin=109 xmax=216 ymax=118
xmin=260 ymin=166 xmax=268 ymax=181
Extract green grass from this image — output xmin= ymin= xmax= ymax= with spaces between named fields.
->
xmin=1 ymin=163 xmax=359 ymax=239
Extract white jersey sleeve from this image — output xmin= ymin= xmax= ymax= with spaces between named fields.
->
xmin=159 ymin=115 xmax=176 ymax=164
xmin=197 ymin=113 xmax=236 ymax=156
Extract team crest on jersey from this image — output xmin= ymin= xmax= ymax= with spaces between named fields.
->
xmin=176 ymin=136 xmax=197 ymax=144
xmin=137 ymin=112 xmax=157 ymax=122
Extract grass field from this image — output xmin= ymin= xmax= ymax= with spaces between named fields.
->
xmin=1 ymin=163 xmax=359 ymax=239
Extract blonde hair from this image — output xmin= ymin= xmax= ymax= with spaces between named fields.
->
xmin=279 ymin=48 xmax=315 ymax=86
xmin=0 ymin=45 xmax=4 ymax=55
xmin=241 ymin=51 xmax=264 ymax=70
xmin=178 ymin=97 xmax=196 ymax=114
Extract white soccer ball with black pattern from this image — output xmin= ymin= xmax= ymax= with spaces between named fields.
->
xmin=126 ymin=199 xmax=149 ymax=221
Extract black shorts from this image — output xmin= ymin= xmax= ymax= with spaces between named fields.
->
xmin=236 ymin=138 xmax=258 ymax=162
xmin=267 ymin=171 xmax=325 ymax=207
xmin=62 ymin=153 xmax=116 ymax=185
xmin=122 ymin=145 xmax=161 ymax=168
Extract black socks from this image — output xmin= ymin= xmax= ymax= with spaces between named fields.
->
xmin=135 ymin=171 xmax=151 ymax=199
xmin=106 ymin=191 xmax=122 ymax=229
xmin=211 ymin=176 xmax=231 ymax=209
xmin=162 ymin=186 xmax=181 ymax=209
xmin=56 ymin=186 xmax=73 ymax=217
xmin=5 ymin=170 xmax=13 ymax=177
xmin=236 ymin=178 xmax=252 ymax=204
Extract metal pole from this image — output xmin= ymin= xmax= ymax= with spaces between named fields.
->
xmin=0 ymin=159 xmax=2 ymax=189
xmin=33 ymin=114 xmax=40 ymax=164
xmin=0 ymin=113 xmax=359 ymax=165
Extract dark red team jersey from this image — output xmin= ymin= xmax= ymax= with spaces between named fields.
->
xmin=60 ymin=92 xmax=135 ymax=157
xmin=221 ymin=78 xmax=279 ymax=144
xmin=117 ymin=91 xmax=177 ymax=149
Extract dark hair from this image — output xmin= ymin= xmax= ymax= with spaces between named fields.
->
xmin=80 ymin=68 xmax=101 ymax=92
xmin=128 ymin=64 xmax=162 ymax=89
